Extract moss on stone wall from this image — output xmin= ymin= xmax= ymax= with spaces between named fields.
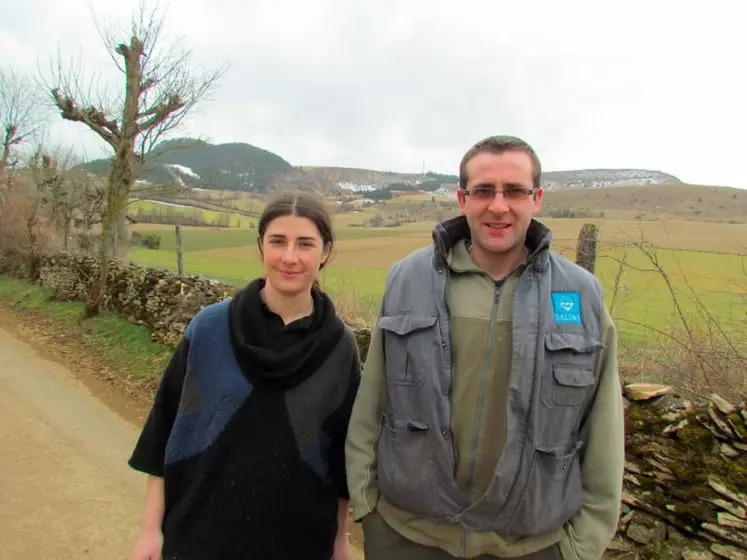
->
xmin=5 ymin=251 xmax=375 ymax=357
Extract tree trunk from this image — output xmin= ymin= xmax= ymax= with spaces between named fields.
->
xmin=87 ymin=162 xmax=123 ymax=315
xmin=63 ymin=211 xmax=72 ymax=251
xmin=95 ymin=230 xmax=109 ymax=315
xmin=86 ymin=207 xmax=112 ymax=316
xmin=114 ymin=210 xmax=129 ymax=256
xmin=25 ymin=209 xmax=39 ymax=280
xmin=87 ymin=39 xmax=142 ymax=315
xmin=1 ymin=141 xmax=10 ymax=171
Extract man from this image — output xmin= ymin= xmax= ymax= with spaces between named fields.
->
xmin=345 ymin=135 xmax=624 ymax=560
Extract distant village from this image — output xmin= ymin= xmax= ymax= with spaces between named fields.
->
xmin=334 ymin=179 xmax=458 ymax=208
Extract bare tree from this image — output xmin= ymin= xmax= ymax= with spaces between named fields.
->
xmin=78 ymin=173 xmax=107 ymax=230
xmin=43 ymin=1 xmax=225 ymax=314
xmin=0 ymin=67 xmax=44 ymax=172
xmin=0 ymin=173 xmax=52 ymax=279
xmin=26 ymin=143 xmax=95 ymax=250
xmin=0 ymin=68 xmax=46 ymax=216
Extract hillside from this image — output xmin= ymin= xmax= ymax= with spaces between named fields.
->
xmin=540 ymin=183 xmax=747 ymax=222
xmin=301 ymin=166 xmax=681 ymax=194
xmin=297 ymin=166 xmax=457 ymax=193
xmin=542 ymin=169 xmax=681 ymax=189
xmin=341 ymin=183 xmax=747 ymax=226
xmin=77 ymin=137 xmax=684 ymax=196
xmin=77 ymin=139 xmax=337 ymax=194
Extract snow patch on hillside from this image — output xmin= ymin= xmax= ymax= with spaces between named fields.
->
xmin=165 ymin=164 xmax=201 ymax=179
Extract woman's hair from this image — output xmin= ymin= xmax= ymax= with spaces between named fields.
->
xmin=257 ymin=191 xmax=334 ymax=291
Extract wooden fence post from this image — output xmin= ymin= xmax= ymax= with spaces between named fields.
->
xmin=575 ymin=223 xmax=599 ymax=275
xmin=175 ymin=224 xmax=184 ymax=277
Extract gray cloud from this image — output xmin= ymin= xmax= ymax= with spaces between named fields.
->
xmin=2 ymin=0 xmax=746 ymax=187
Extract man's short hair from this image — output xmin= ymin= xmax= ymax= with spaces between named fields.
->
xmin=458 ymin=135 xmax=542 ymax=190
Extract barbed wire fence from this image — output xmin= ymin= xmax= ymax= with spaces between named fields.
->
xmin=568 ymin=224 xmax=746 ymax=400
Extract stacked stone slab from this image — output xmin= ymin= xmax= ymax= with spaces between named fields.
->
xmin=614 ymin=383 xmax=747 ymax=559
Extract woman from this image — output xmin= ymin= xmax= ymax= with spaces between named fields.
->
xmin=128 ymin=191 xmax=360 ymax=560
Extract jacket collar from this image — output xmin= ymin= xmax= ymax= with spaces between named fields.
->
xmin=431 ymin=215 xmax=552 ymax=272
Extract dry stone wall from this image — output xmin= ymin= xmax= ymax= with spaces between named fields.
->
xmin=615 ymin=384 xmax=747 ymax=559
xmin=9 ymin=251 xmax=376 ymax=355
xmin=37 ymin=252 xmax=238 ymax=346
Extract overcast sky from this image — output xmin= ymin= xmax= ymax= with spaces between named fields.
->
xmin=2 ymin=0 xmax=746 ymax=188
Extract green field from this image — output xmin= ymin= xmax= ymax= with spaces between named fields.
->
xmin=128 ymin=218 xmax=747 ymax=351
xmin=129 ymin=200 xmax=253 ymax=228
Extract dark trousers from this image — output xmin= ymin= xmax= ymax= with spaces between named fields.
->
xmin=362 ymin=511 xmax=564 ymax=560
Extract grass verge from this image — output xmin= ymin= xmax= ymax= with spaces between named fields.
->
xmin=0 ymin=275 xmax=173 ymax=382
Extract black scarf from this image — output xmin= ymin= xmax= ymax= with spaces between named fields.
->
xmin=227 ymin=278 xmax=346 ymax=390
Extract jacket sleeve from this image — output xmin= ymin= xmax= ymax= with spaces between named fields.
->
xmin=344 ymin=311 xmax=389 ymax=522
xmin=559 ymin=306 xmax=625 ymax=560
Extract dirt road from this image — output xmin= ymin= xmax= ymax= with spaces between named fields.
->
xmin=0 ymin=326 xmax=146 ymax=559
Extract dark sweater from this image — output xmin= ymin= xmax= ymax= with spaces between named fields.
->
xmin=128 ymin=281 xmax=361 ymax=560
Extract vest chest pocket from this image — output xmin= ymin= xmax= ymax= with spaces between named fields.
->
xmin=542 ymin=332 xmax=600 ymax=408
xmin=378 ymin=314 xmax=438 ymax=387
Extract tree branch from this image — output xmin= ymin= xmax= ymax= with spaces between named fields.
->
xmin=137 ymin=94 xmax=184 ymax=132
xmin=50 ymin=89 xmax=119 ymax=149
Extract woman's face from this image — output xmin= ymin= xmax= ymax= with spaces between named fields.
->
xmin=260 ymin=214 xmax=329 ymax=297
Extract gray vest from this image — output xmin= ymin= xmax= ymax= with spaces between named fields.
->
xmin=376 ymin=218 xmax=604 ymax=537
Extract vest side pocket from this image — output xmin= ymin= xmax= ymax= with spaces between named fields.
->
xmin=377 ymin=412 xmax=438 ymax=516
xmin=378 ymin=314 xmax=438 ymax=388
xmin=505 ymin=439 xmax=584 ymax=537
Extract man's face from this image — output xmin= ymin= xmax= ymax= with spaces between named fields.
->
xmin=457 ymin=150 xmax=543 ymax=256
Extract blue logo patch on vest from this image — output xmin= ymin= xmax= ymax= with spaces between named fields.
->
xmin=551 ymin=292 xmax=582 ymax=324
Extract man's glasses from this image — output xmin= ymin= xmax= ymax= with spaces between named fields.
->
xmin=463 ymin=185 xmax=536 ymax=203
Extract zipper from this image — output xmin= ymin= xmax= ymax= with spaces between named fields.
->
xmin=443 ymin=271 xmax=458 ymax=469
xmin=464 ymin=283 xmax=500 ymax=495
xmin=445 ymin=271 xmax=469 ymax=558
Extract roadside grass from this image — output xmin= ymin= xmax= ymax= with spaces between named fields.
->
xmin=0 ymin=276 xmax=172 ymax=381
